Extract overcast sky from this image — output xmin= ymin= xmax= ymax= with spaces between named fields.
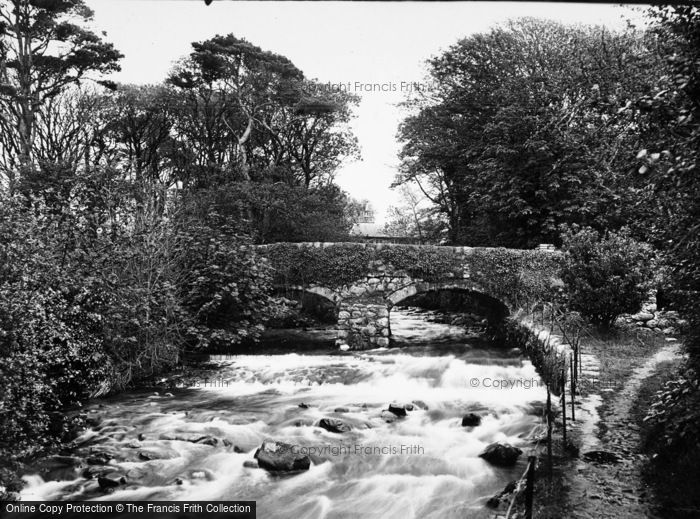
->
xmin=85 ymin=1 xmax=642 ymax=223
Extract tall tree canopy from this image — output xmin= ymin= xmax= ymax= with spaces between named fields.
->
xmin=396 ymin=18 xmax=662 ymax=247
xmin=0 ymin=0 xmax=122 ymax=186
xmin=166 ymin=34 xmax=358 ymax=189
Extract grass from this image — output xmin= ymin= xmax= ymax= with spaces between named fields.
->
xmin=577 ymin=326 xmax=667 ymax=436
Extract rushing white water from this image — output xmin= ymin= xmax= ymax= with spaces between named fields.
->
xmin=21 ymin=309 xmax=547 ymax=519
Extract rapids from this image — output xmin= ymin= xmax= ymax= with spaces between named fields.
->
xmin=20 ymin=308 xmax=547 ymax=519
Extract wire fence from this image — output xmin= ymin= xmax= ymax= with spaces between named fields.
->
xmin=503 ymin=454 xmax=537 ymax=519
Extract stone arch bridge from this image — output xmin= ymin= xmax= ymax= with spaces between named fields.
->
xmin=256 ymin=243 xmax=562 ymax=350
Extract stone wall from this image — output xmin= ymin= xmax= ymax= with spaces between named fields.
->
xmin=622 ymin=295 xmax=687 ymax=336
xmin=337 ymin=302 xmax=391 ymax=348
xmin=503 ymin=317 xmax=572 ymax=394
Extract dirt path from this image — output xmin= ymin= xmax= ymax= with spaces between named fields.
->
xmin=564 ymin=342 xmax=681 ymax=518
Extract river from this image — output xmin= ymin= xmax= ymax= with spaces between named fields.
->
xmin=20 ymin=308 xmax=547 ymax=519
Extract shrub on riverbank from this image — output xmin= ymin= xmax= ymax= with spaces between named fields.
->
xmin=0 ymin=188 xmax=275 ymax=487
xmin=0 ymin=196 xmax=113 ymax=485
xmin=560 ymin=227 xmax=655 ymax=329
xmin=175 ymin=209 xmax=275 ymax=351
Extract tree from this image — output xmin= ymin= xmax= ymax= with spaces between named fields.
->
xmin=167 ymin=38 xmax=359 ymax=189
xmin=0 ymin=0 xmax=122 ymax=187
xmin=640 ymin=6 xmax=700 ymax=364
xmin=383 ymin=184 xmax=446 ymax=243
xmin=279 ymin=80 xmax=359 ymax=188
xmin=396 ymin=18 xmax=663 ymax=247
xmin=96 ymin=84 xmax=177 ymax=211
xmin=167 ymin=34 xmax=303 ymax=186
xmin=181 ymin=181 xmax=355 ymax=243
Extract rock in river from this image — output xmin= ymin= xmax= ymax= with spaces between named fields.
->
xmin=192 ymin=435 xmax=218 ymax=446
xmin=387 ymin=403 xmax=410 ymax=417
xmin=461 ymin=413 xmax=482 ymax=427
xmin=254 ymin=440 xmax=310 ymax=473
xmin=86 ymin=452 xmax=112 ymax=465
xmin=138 ymin=450 xmax=172 ymax=461
xmin=479 ymin=442 xmax=523 ymax=466
xmin=97 ymin=476 xmax=125 ymax=491
xmin=380 ymin=410 xmax=398 ymax=423
xmin=318 ymin=418 xmax=352 ymax=433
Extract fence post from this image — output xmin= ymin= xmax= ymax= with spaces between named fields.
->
xmin=525 ymin=455 xmax=536 ymax=519
xmin=546 ymin=384 xmax=552 ymax=476
xmin=570 ymin=355 xmax=576 ymax=421
xmin=561 ymin=368 xmax=567 ymax=444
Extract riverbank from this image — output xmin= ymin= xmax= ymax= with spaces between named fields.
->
xmin=529 ymin=326 xmax=681 ymax=518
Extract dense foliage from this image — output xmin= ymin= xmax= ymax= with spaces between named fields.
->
xmin=0 ymin=181 xmax=277 ymax=467
xmin=176 ymin=212 xmax=274 ymax=350
xmin=642 ymin=6 xmax=700 ymax=367
xmin=0 ymin=197 xmax=111 ymax=460
xmin=642 ymin=366 xmax=700 ymax=514
xmin=0 ymin=2 xmax=359 ymax=494
xmin=181 ymin=182 xmax=355 ymax=243
xmin=396 ymin=18 xmax=663 ymax=247
xmin=637 ymin=6 xmax=700 ymax=511
xmin=560 ymin=227 xmax=655 ymax=328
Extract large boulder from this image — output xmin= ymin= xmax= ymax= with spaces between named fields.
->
xmin=254 ymin=440 xmax=310 ymax=473
xmin=387 ymin=403 xmax=412 ymax=417
xmin=318 ymin=418 xmax=352 ymax=434
xmin=479 ymin=443 xmax=523 ymax=467
xmin=461 ymin=413 xmax=482 ymax=427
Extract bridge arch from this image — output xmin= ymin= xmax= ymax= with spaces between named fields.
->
xmin=386 ymin=280 xmax=506 ymax=309
xmin=281 ymin=285 xmax=342 ymax=305
xmin=273 ymin=285 xmax=341 ymax=325
xmin=387 ymin=281 xmax=510 ymax=337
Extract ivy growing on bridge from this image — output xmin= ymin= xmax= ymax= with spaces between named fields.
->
xmin=264 ymin=243 xmax=374 ymax=287
xmin=376 ymin=246 xmax=460 ymax=280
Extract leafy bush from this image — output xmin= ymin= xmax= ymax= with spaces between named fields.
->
xmin=560 ymin=227 xmax=655 ymax=328
xmin=0 ymin=197 xmax=112 ymax=464
xmin=642 ymin=367 xmax=700 ymax=513
xmin=176 ymin=211 xmax=274 ymax=351
xmin=644 ymin=367 xmax=700 ymax=448
xmin=94 ymin=205 xmax=187 ymax=387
